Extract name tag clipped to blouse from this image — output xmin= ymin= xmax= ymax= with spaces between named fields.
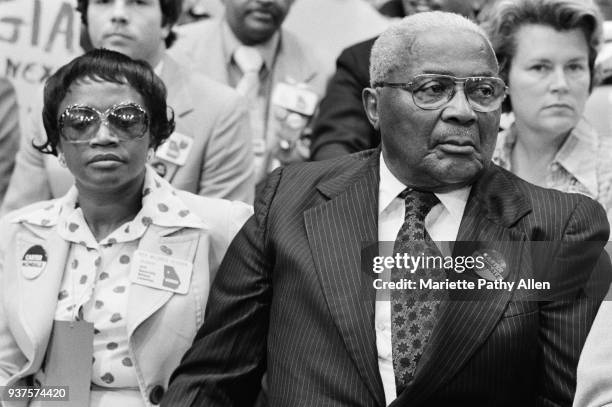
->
xmin=130 ymin=250 xmax=192 ymax=294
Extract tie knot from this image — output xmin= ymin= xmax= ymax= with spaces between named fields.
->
xmin=398 ymin=188 xmax=439 ymax=220
xmin=234 ymin=46 xmax=263 ymax=74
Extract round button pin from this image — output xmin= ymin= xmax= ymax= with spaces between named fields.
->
xmin=21 ymin=245 xmax=48 ymax=279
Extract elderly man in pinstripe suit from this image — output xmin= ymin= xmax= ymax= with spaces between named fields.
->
xmin=163 ymin=11 xmax=611 ymax=407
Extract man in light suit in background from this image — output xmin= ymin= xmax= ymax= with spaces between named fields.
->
xmin=1 ymin=0 xmax=254 ymax=216
xmin=169 ymin=0 xmax=328 ymax=181
xmin=163 ymin=12 xmax=610 ymax=407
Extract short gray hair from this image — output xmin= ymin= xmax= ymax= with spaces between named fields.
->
xmin=369 ymin=11 xmax=495 ymax=87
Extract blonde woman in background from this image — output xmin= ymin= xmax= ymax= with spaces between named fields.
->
xmin=483 ymin=0 xmax=612 ymax=226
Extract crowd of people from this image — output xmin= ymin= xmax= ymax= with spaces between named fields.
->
xmin=1 ymin=0 xmax=612 ymax=406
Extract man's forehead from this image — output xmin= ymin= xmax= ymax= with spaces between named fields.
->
xmin=405 ymin=27 xmax=491 ymax=56
xmin=397 ymin=28 xmax=497 ymax=77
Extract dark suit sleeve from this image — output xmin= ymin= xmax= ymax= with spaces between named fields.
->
xmin=309 ymin=40 xmax=379 ymax=161
xmin=537 ymin=197 xmax=611 ymax=406
xmin=161 ymin=169 xmax=283 ymax=407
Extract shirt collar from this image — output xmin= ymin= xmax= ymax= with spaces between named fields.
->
xmin=554 ymin=118 xmax=599 ymax=196
xmin=221 ymin=16 xmax=280 ymax=70
xmin=131 ymin=165 xmax=206 ymax=229
xmin=154 ymin=60 xmax=164 ymax=76
xmin=378 ymin=152 xmax=470 ymax=219
xmin=13 ymin=166 xmax=205 ymax=230
xmin=492 ymin=117 xmax=599 ymax=197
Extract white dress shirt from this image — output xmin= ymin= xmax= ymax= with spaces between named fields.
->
xmin=376 ymin=153 xmax=470 ymax=405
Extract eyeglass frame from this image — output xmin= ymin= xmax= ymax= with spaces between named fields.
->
xmin=372 ymin=74 xmax=508 ymax=113
xmin=58 ymin=102 xmax=150 ymax=144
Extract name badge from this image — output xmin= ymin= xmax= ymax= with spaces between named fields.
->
xmin=472 ymin=249 xmax=508 ymax=281
xmin=155 ymin=132 xmax=193 ymax=166
xmin=130 ymin=250 xmax=192 ymax=294
xmin=271 ymin=82 xmax=318 ymax=116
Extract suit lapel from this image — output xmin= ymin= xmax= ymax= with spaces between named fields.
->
xmin=394 ymin=166 xmax=532 ymax=405
xmin=15 ymin=228 xmax=69 ymax=376
xmin=272 ymin=29 xmax=320 ymax=86
xmin=304 ymin=153 xmax=386 ymax=407
xmin=126 ymin=225 xmax=200 ymax=338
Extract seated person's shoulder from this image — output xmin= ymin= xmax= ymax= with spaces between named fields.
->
xmin=342 ymin=37 xmax=377 ymax=61
xmin=495 ymin=164 xmax=607 ymax=223
xmin=168 ymin=19 xmax=220 ymax=62
xmin=174 ymin=18 xmax=218 ymax=40
xmin=286 ymin=147 xmax=375 ymax=174
xmin=182 ymin=69 xmax=243 ymax=106
xmin=174 ymin=190 xmax=253 ymax=230
xmin=0 ymin=198 xmax=63 ymax=234
xmin=280 ymin=29 xmax=331 ymax=90
xmin=267 ymin=149 xmax=378 ymax=198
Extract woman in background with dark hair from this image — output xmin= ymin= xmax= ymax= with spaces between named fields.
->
xmin=482 ymin=0 xmax=612 ymax=224
xmin=0 ymin=49 xmax=251 ymax=406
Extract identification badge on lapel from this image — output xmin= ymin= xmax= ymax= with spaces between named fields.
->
xmin=472 ymin=249 xmax=508 ymax=281
xmin=20 ymin=245 xmax=48 ymax=279
xmin=130 ymin=250 xmax=192 ymax=294
xmin=44 ymin=320 xmax=94 ymax=406
xmin=155 ymin=132 xmax=193 ymax=166
xmin=271 ymin=82 xmax=318 ymax=116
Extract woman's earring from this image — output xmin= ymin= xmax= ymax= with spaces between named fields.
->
xmin=146 ymin=148 xmax=154 ymax=162
xmin=58 ymin=153 xmax=67 ymax=168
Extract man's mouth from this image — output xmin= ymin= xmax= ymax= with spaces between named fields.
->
xmin=247 ymin=8 xmax=277 ymax=23
xmin=436 ymin=140 xmax=476 ymax=154
xmin=104 ymin=32 xmax=134 ymax=41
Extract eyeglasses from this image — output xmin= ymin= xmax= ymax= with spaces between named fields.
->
xmin=58 ymin=102 xmax=149 ymax=143
xmin=374 ymin=74 xmax=507 ymax=113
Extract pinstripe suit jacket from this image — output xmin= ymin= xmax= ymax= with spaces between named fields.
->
xmin=163 ymin=149 xmax=611 ymax=407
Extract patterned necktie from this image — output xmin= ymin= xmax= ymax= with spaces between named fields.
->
xmin=391 ymin=188 xmax=445 ymax=394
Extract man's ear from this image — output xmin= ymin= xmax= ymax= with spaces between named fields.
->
xmin=362 ymin=87 xmax=381 ymax=131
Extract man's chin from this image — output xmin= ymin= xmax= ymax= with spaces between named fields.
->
xmin=99 ymin=43 xmax=137 ymax=60
xmin=245 ymin=23 xmax=278 ymax=43
xmin=433 ymin=160 xmax=484 ymax=188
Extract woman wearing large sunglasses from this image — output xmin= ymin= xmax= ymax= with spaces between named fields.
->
xmin=482 ymin=0 xmax=612 ymax=223
xmin=0 ymin=49 xmax=252 ymax=406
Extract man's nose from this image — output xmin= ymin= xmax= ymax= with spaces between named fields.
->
xmin=440 ymin=87 xmax=478 ymax=125
xmin=111 ymin=0 xmax=129 ymax=24
xmin=549 ymin=66 xmax=570 ymax=93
